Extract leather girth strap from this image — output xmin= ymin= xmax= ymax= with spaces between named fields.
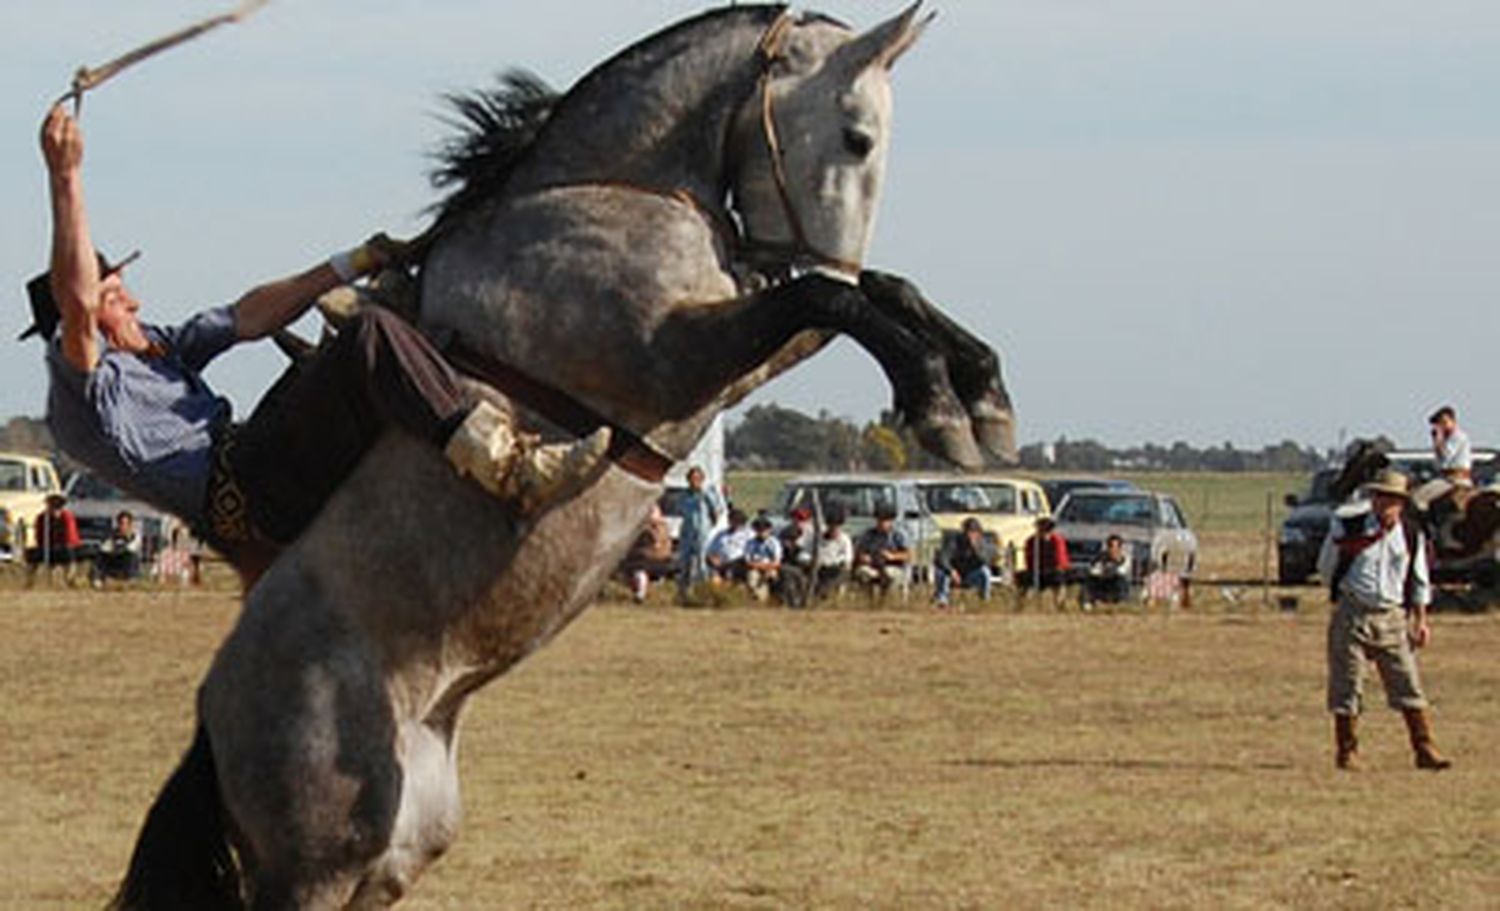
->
xmin=444 ymin=340 xmax=673 ymax=483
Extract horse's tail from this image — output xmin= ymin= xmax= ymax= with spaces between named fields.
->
xmin=107 ymin=722 xmax=244 ymax=911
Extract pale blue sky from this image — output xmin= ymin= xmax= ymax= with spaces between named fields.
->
xmin=2 ymin=2 xmax=1496 ymax=451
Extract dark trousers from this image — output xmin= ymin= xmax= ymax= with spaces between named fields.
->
xmin=813 ymin=566 xmax=846 ymax=600
xmin=1084 ymin=575 xmax=1130 ymax=603
xmin=776 ymin=564 xmax=810 ymax=608
xmin=228 ymin=309 xmax=472 ymax=544
xmin=93 ymin=551 xmax=141 ymax=581
xmin=25 ymin=546 xmax=80 ymax=567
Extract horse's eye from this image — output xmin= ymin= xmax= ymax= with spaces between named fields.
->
xmin=842 ymin=127 xmax=875 ymax=160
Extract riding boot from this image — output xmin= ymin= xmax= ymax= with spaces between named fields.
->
xmin=1334 ymin=714 xmax=1361 ymax=771
xmin=1401 ymin=708 xmax=1453 ymax=771
xmin=445 ymin=401 xmax=611 ymax=515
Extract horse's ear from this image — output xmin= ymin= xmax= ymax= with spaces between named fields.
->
xmin=840 ymin=2 xmax=934 ymax=73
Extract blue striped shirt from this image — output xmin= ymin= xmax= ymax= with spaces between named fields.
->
xmin=46 ymin=306 xmax=239 ymax=525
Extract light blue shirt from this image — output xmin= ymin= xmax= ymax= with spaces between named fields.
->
xmin=45 ymin=306 xmax=239 ymax=525
xmin=676 ymin=485 xmax=723 ymax=551
xmin=1317 ymin=507 xmax=1431 ymax=608
xmin=744 ymin=534 xmax=782 ymax=566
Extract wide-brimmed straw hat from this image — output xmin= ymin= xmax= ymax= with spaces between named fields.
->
xmin=20 ymin=249 xmax=141 ymax=341
xmin=1361 ymin=469 xmax=1410 ymax=499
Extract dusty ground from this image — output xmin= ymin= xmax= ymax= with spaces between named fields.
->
xmin=2 ymin=583 xmax=1497 ymax=910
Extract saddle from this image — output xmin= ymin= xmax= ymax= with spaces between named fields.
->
xmin=1411 ymin=477 xmax=1499 ymax=557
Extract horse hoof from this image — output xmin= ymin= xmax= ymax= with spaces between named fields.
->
xmin=966 ymin=397 xmax=1017 ymax=464
xmin=914 ymin=415 xmax=985 ymax=472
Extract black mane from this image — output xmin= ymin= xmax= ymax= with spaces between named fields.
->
xmin=426 ymin=6 xmax=794 ymax=231
xmin=428 ymin=69 xmax=559 ymax=225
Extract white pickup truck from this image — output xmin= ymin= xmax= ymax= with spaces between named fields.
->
xmin=0 ymin=452 xmax=64 ymax=560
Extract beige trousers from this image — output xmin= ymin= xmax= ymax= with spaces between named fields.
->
xmin=1326 ymin=597 xmax=1428 ymax=715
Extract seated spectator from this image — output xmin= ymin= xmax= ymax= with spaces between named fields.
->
xmin=933 ymin=516 xmax=999 ymax=608
xmin=1020 ymin=516 xmax=1072 ymax=594
xmin=742 ymin=515 xmax=783 ymax=603
xmin=813 ymin=507 xmax=853 ymax=601
xmin=619 ymin=503 xmax=675 ymax=603
xmin=1083 ymin=534 xmax=1133 ymax=606
xmin=852 ymin=505 xmax=911 ymax=595
xmin=92 ymin=509 xmax=143 ymax=584
xmin=781 ymin=508 xmax=816 ymax=566
xmin=25 ymin=493 xmax=82 ymax=579
xmin=774 ymin=510 xmax=818 ymax=608
xmin=155 ymin=526 xmax=202 ymax=586
xmin=705 ymin=508 xmax=752 ymax=584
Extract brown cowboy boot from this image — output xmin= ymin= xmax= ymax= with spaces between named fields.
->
xmin=1401 ymin=708 xmax=1453 ymax=771
xmin=446 ymin=401 xmax=611 ymax=515
xmin=1334 ymin=714 xmax=1361 ymax=771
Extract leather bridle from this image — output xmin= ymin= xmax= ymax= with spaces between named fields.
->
xmin=739 ymin=11 xmax=865 ymax=281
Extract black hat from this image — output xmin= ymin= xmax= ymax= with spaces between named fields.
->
xmin=21 ymin=249 xmax=140 ymax=342
xmin=751 ymin=514 xmax=773 ymax=531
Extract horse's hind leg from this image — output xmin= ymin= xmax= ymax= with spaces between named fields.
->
xmin=344 ymin=720 xmax=462 ymax=909
xmin=203 ymin=578 xmax=405 ymax=909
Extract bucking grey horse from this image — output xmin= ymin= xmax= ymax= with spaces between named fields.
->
xmin=110 ymin=5 xmax=1015 ymax=909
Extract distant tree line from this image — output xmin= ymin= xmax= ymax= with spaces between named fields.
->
xmin=0 ymin=416 xmax=54 ymax=457
xmin=4 ymin=408 xmax=1333 ymax=476
xmin=727 ymin=404 xmax=1332 ymax=473
xmin=1016 ymin=438 xmax=1328 ymax=473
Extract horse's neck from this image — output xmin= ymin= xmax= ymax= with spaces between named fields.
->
xmin=506 ymin=11 xmax=771 ymax=210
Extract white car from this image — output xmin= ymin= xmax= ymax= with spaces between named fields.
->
xmin=1053 ymin=489 xmax=1198 ymax=582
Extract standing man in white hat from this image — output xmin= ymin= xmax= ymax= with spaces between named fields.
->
xmin=1317 ymin=469 xmax=1451 ymax=771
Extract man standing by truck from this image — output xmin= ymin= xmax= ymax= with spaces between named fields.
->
xmin=1318 ymin=469 xmax=1451 ymax=772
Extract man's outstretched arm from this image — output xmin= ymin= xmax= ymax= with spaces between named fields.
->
xmin=232 ymin=234 xmax=404 ymax=340
xmin=41 ymin=104 xmax=102 ymax=372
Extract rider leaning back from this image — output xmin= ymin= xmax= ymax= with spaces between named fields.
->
xmin=28 ymin=103 xmax=608 ymax=581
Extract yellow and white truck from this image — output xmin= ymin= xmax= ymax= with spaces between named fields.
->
xmin=0 ymin=452 xmax=64 ymax=561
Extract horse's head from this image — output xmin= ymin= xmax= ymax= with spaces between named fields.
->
xmin=1330 ymin=438 xmax=1393 ymax=503
xmin=730 ymin=5 xmax=930 ymax=282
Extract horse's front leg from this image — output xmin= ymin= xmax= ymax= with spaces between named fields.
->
xmin=796 ymin=276 xmax=986 ymax=469
xmin=651 ymin=274 xmax=984 ymax=468
xmin=860 ymin=271 xmax=1017 ymax=463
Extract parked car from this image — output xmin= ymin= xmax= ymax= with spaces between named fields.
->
xmin=911 ymin=475 xmax=1050 ymax=571
xmin=63 ymin=470 xmax=180 ymax=564
xmin=1279 ymin=448 xmax=1497 ymax=586
xmin=1052 ymin=489 xmax=1197 ymax=582
xmin=773 ymin=475 xmax=941 ymax=582
xmin=1038 ymin=476 xmax=1138 ymax=514
xmin=1278 ymin=466 xmax=1342 ymax=584
xmin=0 ymin=451 xmax=64 ymax=560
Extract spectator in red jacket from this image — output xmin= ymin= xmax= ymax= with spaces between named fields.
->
xmin=26 ymin=493 xmax=83 ymax=575
xmin=1021 ymin=516 xmax=1071 ymax=594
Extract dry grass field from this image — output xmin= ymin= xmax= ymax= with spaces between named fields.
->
xmin=3 ymin=582 xmax=1498 ymax=910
